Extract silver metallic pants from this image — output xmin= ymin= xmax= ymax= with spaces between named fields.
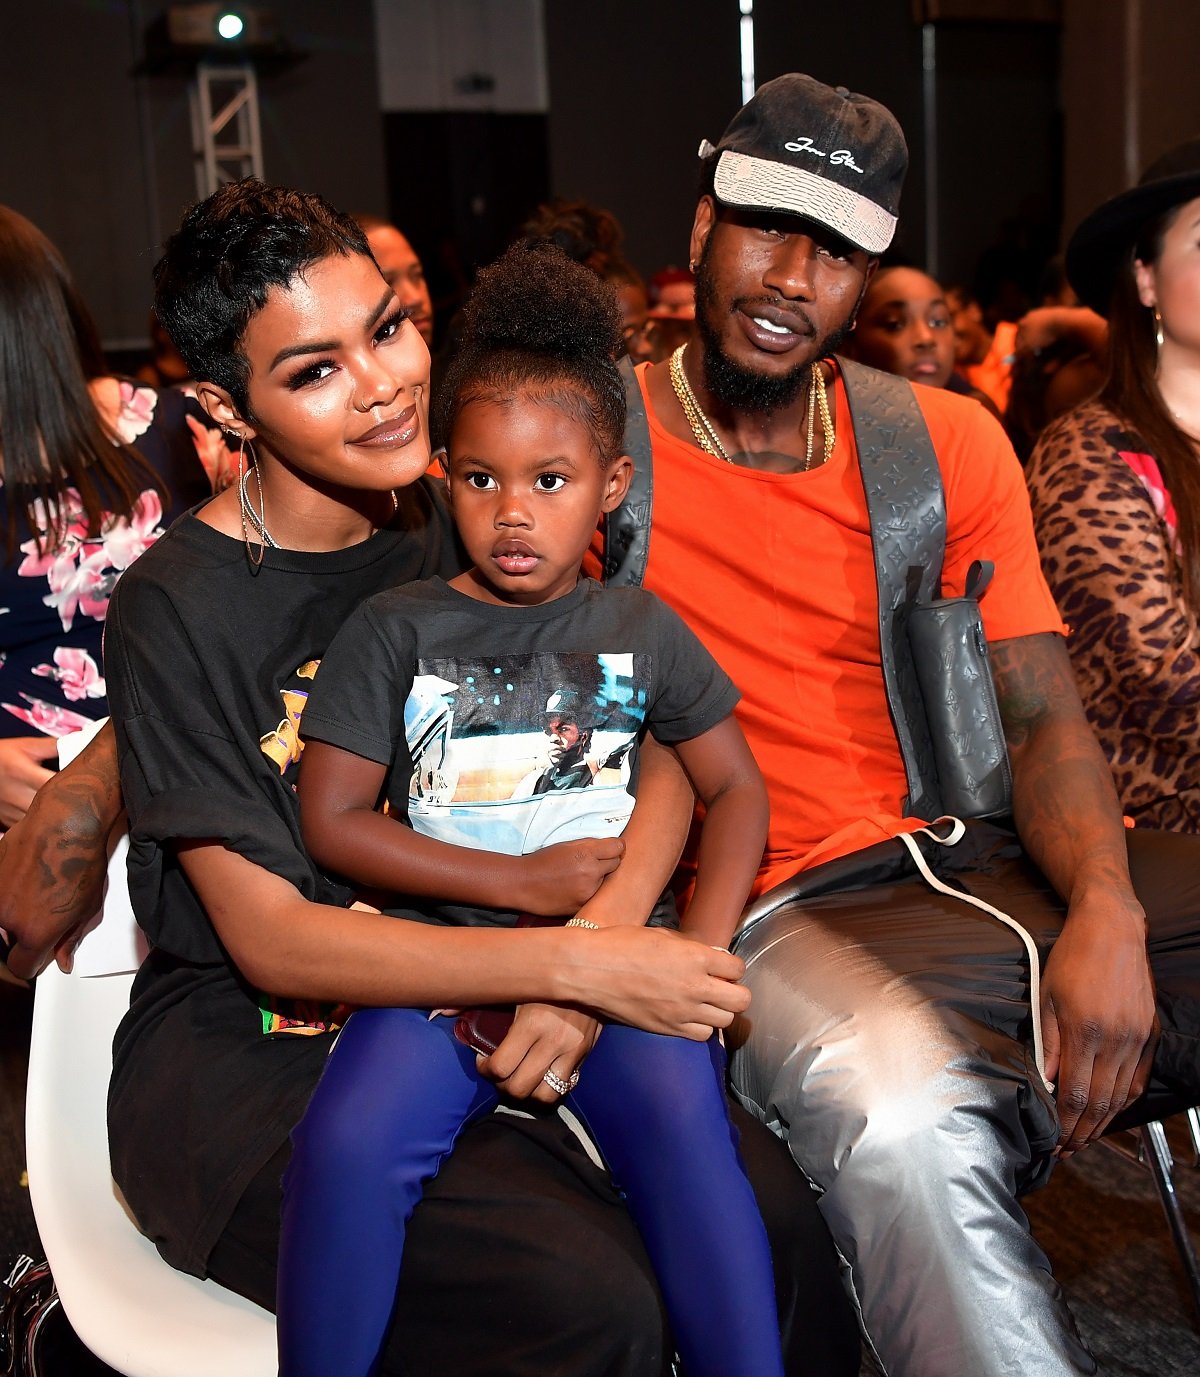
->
xmin=728 ymin=824 xmax=1200 ymax=1377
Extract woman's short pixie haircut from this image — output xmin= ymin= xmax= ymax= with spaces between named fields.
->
xmin=153 ymin=179 xmax=369 ymax=417
xmin=437 ymin=240 xmax=626 ymax=463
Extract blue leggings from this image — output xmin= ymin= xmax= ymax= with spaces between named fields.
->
xmin=278 ymin=1007 xmax=786 ymax=1377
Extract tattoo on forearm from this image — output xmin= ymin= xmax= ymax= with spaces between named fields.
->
xmin=990 ymin=634 xmax=1135 ymax=901
xmin=990 ymin=635 xmax=1070 ymax=748
xmin=41 ymin=777 xmax=113 ymax=911
xmin=33 ymin=739 xmax=121 ymax=913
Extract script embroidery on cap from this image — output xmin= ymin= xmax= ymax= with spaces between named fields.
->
xmin=783 ymin=136 xmax=864 ymax=174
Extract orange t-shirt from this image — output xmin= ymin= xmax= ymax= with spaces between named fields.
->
xmin=961 ymin=319 xmax=1018 ymax=414
xmin=586 ymin=362 xmax=1064 ymax=897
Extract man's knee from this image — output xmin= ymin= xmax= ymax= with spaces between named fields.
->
xmin=733 ymin=983 xmax=1050 ymax=1190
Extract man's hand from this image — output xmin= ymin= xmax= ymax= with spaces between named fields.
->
xmin=1040 ymin=892 xmax=1157 ymax=1155
xmin=0 ymin=737 xmax=58 ymax=830
xmin=0 ymin=723 xmax=121 ymax=979
xmin=991 ymin=634 xmax=1157 ymax=1153
xmin=478 ymin=1003 xmax=602 ymax=1103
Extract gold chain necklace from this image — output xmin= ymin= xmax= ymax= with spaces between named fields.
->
xmin=670 ymin=344 xmax=730 ymax=459
xmin=668 ymin=343 xmax=835 ymax=470
xmin=805 ymin=359 xmax=834 ymax=471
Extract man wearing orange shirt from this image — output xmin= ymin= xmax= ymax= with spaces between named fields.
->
xmin=592 ymin=74 xmax=1200 ymax=1377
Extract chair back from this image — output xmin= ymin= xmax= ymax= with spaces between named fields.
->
xmin=24 ymin=728 xmax=276 ymax=1376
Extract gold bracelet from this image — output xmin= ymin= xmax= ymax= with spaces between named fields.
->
xmin=564 ymin=918 xmax=600 ymax=930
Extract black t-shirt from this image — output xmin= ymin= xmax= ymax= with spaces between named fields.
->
xmin=103 ymin=480 xmax=461 ymax=1274
xmin=301 ymin=576 xmax=739 ymax=926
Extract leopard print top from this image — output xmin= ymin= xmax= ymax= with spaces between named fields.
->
xmin=1027 ymin=399 xmax=1200 ymax=832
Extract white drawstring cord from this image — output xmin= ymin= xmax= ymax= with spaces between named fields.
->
xmin=897 ymin=819 xmax=1054 ymax=1093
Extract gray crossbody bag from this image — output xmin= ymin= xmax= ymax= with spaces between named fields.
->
xmin=604 ymin=355 xmax=1012 ymax=821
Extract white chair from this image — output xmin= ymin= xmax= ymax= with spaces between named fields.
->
xmin=24 ymin=758 xmax=277 ymax=1377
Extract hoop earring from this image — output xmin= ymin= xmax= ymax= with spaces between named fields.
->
xmin=236 ymin=434 xmax=274 ymax=570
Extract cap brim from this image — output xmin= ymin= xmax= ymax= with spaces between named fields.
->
xmin=713 ymin=150 xmax=897 ymax=255
xmin=1067 ymin=172 xmax=1200 ymax=315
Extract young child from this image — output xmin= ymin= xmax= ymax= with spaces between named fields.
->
xmin=288 ymin=242 xmax=782 ymax=1377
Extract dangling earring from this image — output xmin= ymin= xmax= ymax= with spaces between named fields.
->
xmin=236 ymin=433 xmax=275 ymax=569
xmin=1154 ymin=305 xmax=1165 ymax=352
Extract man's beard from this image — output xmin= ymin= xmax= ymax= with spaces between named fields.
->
xmin=693 ymin=234 xmax=859 ymax=417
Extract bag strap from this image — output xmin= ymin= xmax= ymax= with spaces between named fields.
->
xmin=838 ymin=357 xmax=946 ymax=819
xmin=603 ymin=355 xmax=654 ymax=588
xmin=603 ymin=353 xmax=948 ymax=818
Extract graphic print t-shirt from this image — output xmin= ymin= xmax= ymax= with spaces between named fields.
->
xmin=301 ymin=576 xmax=739 ymax=926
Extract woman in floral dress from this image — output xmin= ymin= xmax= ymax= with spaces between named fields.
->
xmin=0 ymin=206 xmax=212 ymax=826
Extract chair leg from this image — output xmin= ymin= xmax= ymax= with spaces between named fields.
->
xmin=1139 ymin=1120 xmax=1200 ymax=1324
xmin=1186 ymin=1107 xmax=1200 ymax=1165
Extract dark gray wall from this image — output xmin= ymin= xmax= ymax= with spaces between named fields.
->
xmin=929 ymin=20 xmax=1060 ymax=296
xmin=1062 ymin=0 xmax=1200 ymax=244
xmin=544 ymin=1 xmax=1062 ymax=311
xmin=544 ymin=0 xmax=930 ymax=278
xmin=545 ymin=0 xmax=744 ymax=277
xmin=6 ymin=1 xmax=1185 ymax=348
xmin=0 ymin=0 xmax=386 ymax=349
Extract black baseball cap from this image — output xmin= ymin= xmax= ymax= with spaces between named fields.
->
xmin=699 ymin=74 xmax=908 ymax=256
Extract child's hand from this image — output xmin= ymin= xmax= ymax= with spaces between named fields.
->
xmin=516 ymin=837 xmax=625 ymax=914
xmin=477 ymin=1003 xmax=601 ymax=1102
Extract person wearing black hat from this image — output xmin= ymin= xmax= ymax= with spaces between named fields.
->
xmin=586 ymin=73 xmax=1200 ymax=1377
xmin=1028 ymin=140 xmax=1200 ymax=831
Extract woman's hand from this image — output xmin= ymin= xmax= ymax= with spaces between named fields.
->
xmin=481 ymin=929 xmax=751 ymax=1102
xmin=515 ymin=837 xmax=625 ymax=915
xmin=479 ymin=1004 xmax=602 ymax=1103
xmin=0 ymin=736 xmax=58 ymax=829
xmin=559 ymin=925 xmax=750 ymax=1040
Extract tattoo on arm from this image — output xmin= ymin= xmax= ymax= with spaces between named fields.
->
xmin=32 ymin=723 xmax=122 ymax=914
xmin=990 ymin=633 xmax=1134 ymax=902
xmin=990 ymin=634 xmax=1077 ymax=749
xmin=42 ymin=770 xmax=120 ymax=914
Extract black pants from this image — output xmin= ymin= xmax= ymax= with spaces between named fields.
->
xmin=209 ymin=1098 xmax=861 ymax=1377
